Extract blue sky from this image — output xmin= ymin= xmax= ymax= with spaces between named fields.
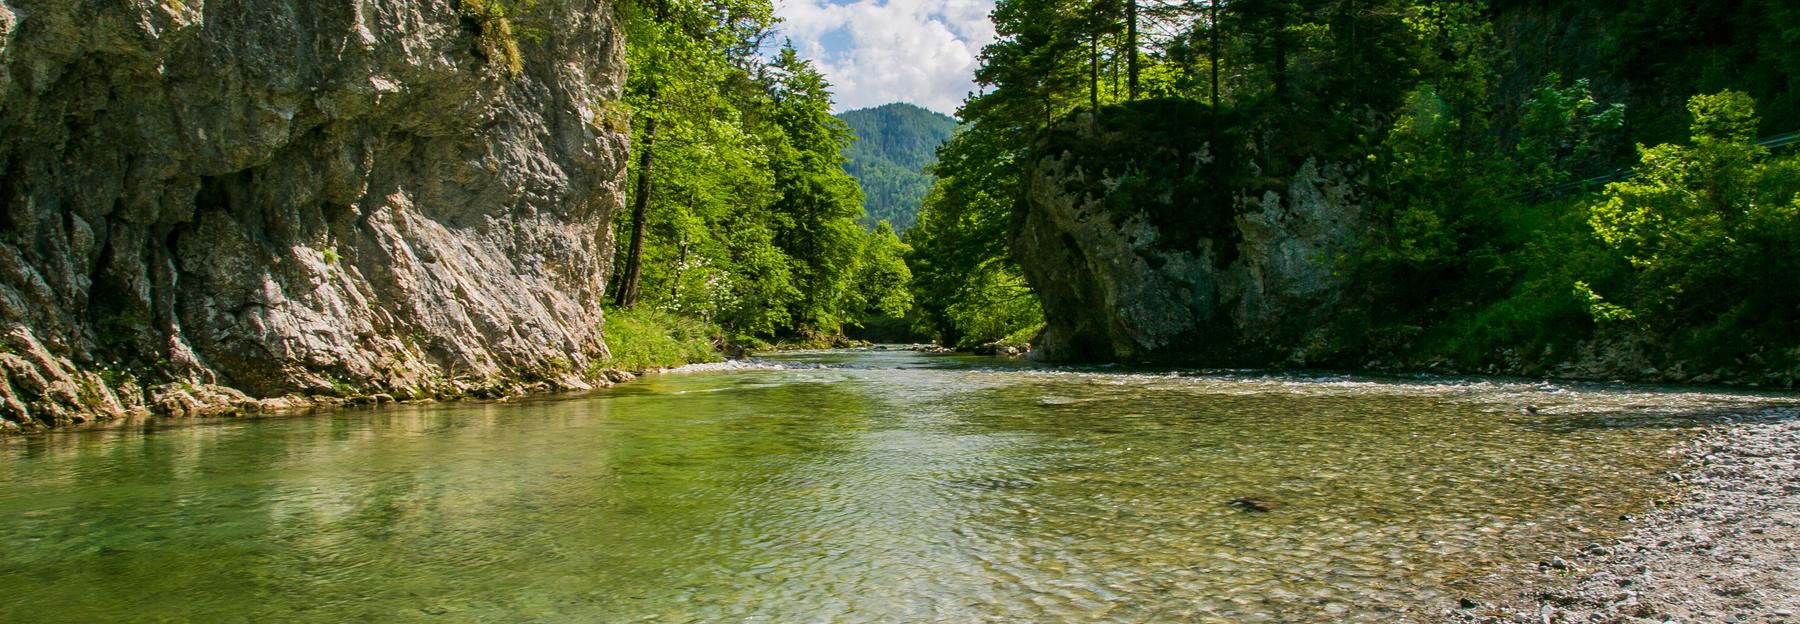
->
xmin=773 ymin=0 xmax=997 ymax=115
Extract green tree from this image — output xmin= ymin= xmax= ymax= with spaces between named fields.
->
xmin=615 ymin=0 xmax=776 ymax=309
xmin=1587 ymin=91 xmax=1800 ymax=334
xmin=764 ymin=46 xmax=868 ymax=336
xmin=847 ymin=222 xmax=916 ymax=324
xmin=907 ymin=121 xmax=1040 ymax=347
xmin=1518 ymin=74 xmax=1627 ymax=187
xmin=611 ymin=0 xmax=888 ymax=345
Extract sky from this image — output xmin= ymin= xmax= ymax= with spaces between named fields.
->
xmin=773 ymin=0 xmax=997 ymax=115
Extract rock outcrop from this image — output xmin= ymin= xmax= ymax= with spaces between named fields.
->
xmin=0 ymin=0 xmax=630 ymax=429
xmin=1014 ymin=102 xmax=1367 ymax=364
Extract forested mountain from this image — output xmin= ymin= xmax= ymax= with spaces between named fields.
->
xmin=836 ymin=103 xmax=959 ymax=232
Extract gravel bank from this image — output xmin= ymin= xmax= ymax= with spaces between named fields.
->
xmin=1445 ymin=412 xmax=1800 ymax=624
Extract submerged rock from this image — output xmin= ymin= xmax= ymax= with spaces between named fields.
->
xmin=1229 ymin=497 xmax=1283 ymax=513
xmin=0 ymin=0 xmax=630 ymax=429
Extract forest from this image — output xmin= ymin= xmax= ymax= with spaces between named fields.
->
xmin=906 ymin=0 xmax=1800 ymax=369
xmin=837 ymin=103 xmax=959 ymax=233
xmin=603 ymin=0 xmax=910 ymax=352
xmin=612 ymin=0 xmax=1800 ymax=378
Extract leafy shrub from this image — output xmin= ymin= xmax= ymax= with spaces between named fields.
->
xmin=1585 ymin=91 xmax=1800 ymax=364
xmin=1518 ymin=74 xmax=1627 ymax=186
xmin=598 ymin=307 xmax=724 ymax=372
xmin=941 ymin=265 xmax=1043 ymax=350
xmin=1588 ymin=92 xmax=1800 ymax=321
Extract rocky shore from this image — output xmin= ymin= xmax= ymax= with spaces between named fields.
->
xmin=1447 ymin=411 xmax=1800 ymax=623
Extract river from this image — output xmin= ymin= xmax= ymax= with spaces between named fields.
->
xmin=0 ymin=349 xmax=1789 ymax=622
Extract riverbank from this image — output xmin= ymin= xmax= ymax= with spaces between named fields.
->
xmin=0 ymin=307 xmax=725 ymax=434
xmin=1446 ymin=410 xmax=1800 ymax=623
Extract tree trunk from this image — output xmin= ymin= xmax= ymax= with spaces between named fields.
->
xmin=1090 ymin=32 xmax=1101 ymax=112
xmin=670 ymin=235 xmax=688 ymax=303
xmin=1126 ymin=0 xmax=1140 ymax=99
xmin=1209 ymin=0 xmax=1221 ymax=110
xmin=613 ymin=0 xmax=670 ymax=311
xmin=614 ymin=114 xmax=658 ymax=310
xmin=1274 ymin=40 xmax=1288 ymax=101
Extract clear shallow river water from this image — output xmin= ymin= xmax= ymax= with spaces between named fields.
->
xmin=1 ymin=349 xmax=1793 ymax=623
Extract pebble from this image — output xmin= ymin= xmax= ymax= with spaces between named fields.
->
xmin=1444 ymin=417 xmax=1800 ymax=624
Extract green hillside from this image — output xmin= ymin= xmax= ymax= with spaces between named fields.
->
xmin=837 ymin=103 xmax=958 ymax=232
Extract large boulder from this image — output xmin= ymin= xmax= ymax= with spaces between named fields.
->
xmin=1014 ymin=101 xmax=1368 ymax=364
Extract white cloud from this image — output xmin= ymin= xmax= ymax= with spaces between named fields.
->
xmin=774 ymin=0 xmax=996 ymax=115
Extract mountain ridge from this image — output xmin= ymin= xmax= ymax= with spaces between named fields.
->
xmin=836 ymin=103 xmax=958 ymax=232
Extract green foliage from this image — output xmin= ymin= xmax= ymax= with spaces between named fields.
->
xmin=1586 ymin=92 xmax=1800 ymax=345
xmin=995 ymin=323 xmax=1044 ymax=351
xmin=837 ymin=103 xmax=959 ymax=232
xmin=942 ymin=267 xmax=1043 ymax=350
xmin=459 ymin=0 xmax=530 ymax=79
xmin=615 ymin=34 xmax=794 ymax=335
xmin=1413 ymin=91 xmax=1800 ymax=373
xmin=97 ymin=367 xmax=138 ymax=390
xmin=323 ymin=374 xmax=357 ymax=398
xmin=1596 ymin=0 xmax=1800 ymax=141
xmin=1518 ymin=74 xmax=1627 ymax=186
xmin=321 ymin=247 xmax=340 ymax=265
xmin=846 ymin=222 xmax=914 ymax=323
xmin=763 ymin=48 xmax=870 ymax=336
xmin=598 ymin=307 xmax=724 ymax=372
xmin=611 ymin=3 xmax=893 ymax=344
xmin=1412 ymin=193 xmax=1621 ymax=365
xmin=593 ymin=100 xmax=633 ymax=135
xmin=1572 ymin=281 xmax=1634 ymax=324
xmin=97 ymin=314 xmax=148 ymax=349
xmin=906 ymin=120 xmax=1030 ymax=347
xmin=1369 ymin=82 xmax=1505 ymax=274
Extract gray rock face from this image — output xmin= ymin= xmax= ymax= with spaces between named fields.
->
xmin=1014 ymin=109 xmax=1366 ymax=363
xmin=0 ymin=0 xmax=629 ymax=428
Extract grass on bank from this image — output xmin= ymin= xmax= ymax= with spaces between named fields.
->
xmin=595 ymin=307 xmax=724 ymax=373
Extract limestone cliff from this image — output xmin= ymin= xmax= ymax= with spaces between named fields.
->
xmin=1015 ymin=102 xmax=1367 ymax=364
xmin=0 ymin=0 xmax=630 ymax=429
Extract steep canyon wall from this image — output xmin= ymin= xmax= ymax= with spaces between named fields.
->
xmin=0 ymin=0 xmax=630 ymax=429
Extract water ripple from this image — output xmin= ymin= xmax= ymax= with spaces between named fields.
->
xmin=0 ymin=351 xmax=1791 ymax=622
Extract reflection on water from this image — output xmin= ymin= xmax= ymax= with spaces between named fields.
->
xmin=0 ymin=349 xmax=1791 ymax=622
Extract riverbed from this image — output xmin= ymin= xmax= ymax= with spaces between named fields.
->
xmin=0 ymin=349 xmax=1792 ymax=622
